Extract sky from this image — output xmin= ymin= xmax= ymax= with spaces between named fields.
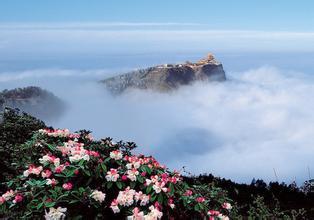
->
xmin=0 ymin=0 xmax=314 ymax=31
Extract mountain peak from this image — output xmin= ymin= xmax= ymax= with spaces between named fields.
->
xmin=102 ymin=53 xmax=226 ymax=94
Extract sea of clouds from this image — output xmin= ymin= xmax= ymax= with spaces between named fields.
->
xmin=1 ymin=65 xmax=314 ymax=184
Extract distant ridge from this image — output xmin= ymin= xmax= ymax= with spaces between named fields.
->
xmin=0 ymin=86 xmax=64 ymax=120
xmin=102 ymin=53 xmax=226 ymax=94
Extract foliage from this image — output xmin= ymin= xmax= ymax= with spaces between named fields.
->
xmin=185 ymin=174 xmax=314 ymax=219
xmin=0 ymin=129 xmax=232 ymax=219
xmin=0 ymin=108 xmax=46 ymax=183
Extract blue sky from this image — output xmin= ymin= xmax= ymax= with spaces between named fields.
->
xmin=0 ymin=0 xmax=313 ymax=31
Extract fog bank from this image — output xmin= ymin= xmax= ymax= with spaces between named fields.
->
xmin=1 ymin=66 xmax=314 ymax=184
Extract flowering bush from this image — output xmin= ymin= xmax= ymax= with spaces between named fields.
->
xmin=0 ymin=129 xmax=233 ymax=219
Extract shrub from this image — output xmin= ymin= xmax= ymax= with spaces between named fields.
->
xmin=0 ymin=129 xmax=232 ymax=219
xmin=0 ymin=108 xmax=46 ymax=183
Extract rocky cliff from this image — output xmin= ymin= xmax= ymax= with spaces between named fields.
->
xmin=102 ymin=53 xmax=226 ymax=94
xmin=0 ymin=86 xmax=64 ymax=120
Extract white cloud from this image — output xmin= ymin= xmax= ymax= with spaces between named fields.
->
xmin=1 ymin=66 xmax=313 ymax=184
xmin=0 ymin=22 xmax=203 ymax=30
xmin=1 ymin=27 xmax=314 ymax=56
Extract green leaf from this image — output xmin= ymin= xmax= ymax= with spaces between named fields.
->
xmin=116 ymin=181 xmax=123 ymax=189
xmin=151 ymin=194 xmax=157 ymax=202
xmin=130 ymin=181 xmax=136 ymax=189
xmin=101 ymin=163 xmax=107 ymax=172
xmin=82 ymin=169 xmax=91 ymax=176
xmin=37 ymin=202 xmax=44 ymax=210
xmin=69 ymin=199 xmax=80 ymax=204
xmin=137 ymin=176 xmax=144 ymax=183
xmin=79 ymin=187 xmax=85 ymax=194
xmin=107 ymin=181 xmax=113 ymax=189
xmin=78 ymin=160 xmax=85 ymax=166
xmin=46 ymin=144 xmax=56 ymax=152
xmin=146 ymin=185 xmax=152 ymax=194
xmin=169 ymin=183 xmax=175 ymax=195
xmin=45 ymin=202 xmax=56 ymax=208
xmin=157 ymin=194 xmax=163 ymax=204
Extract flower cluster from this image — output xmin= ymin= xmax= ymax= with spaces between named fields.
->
xmin=90 ymin=190 xmax=106 ymax=203
xmin=0 ymin=129 xmax=232 ymax=219
xmin=0 ymin=190 xmax=23 ymax=205
xmin=39 ymin=129 xmax=71 ymax=138
xmin=44 ymin=207 xmax=67 ymax=220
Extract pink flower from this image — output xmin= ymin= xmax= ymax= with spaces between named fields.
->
xmin=196 ymin=197 xmax=205 ymax=203
xmin=127 ymin=168 xmax=139 ymax=181
xmin=130 ymin=207 xmax=144 ymax=219
xmin=62 ymin=182 xmax=73 ymax=190
xmin=41 ymin=169 xmax=52 ymax=178
xmin=110 ymin=199 xmax=120 ymax=213
xmin=13 ymin=194 xmax=23 ymax=203
xmin=55 ymin=165 xmax=65 ymax=173
xmin=0 ymin=197 xmax=5 ymax=205
xmin=183 ymin=189 xmax=193 ymax=196
xmin=208 ymin=210 xmax=220 ymax=216
xmin=169 ymin=176 xmax=179 ymax=183
xmin=168 ymin=198 xmax=175 ymax=209
xmin=46 ymin=178 xmax=57 ymax=186
xmin=141 ymin=172 xmax=147 ymax=177
xmin=74 ymin=170 xmax=79 ymax=175
xmin=121 ymin=175 xmax=128 ymax=181
xmin=106 ymin=168 xmax=120 ymax=182
xmin=39 ymin=155 xmax=60 ymax=166
xmin=87 ymin=150 xmax=100 ymax=157
xmin=23 ymin=165 xmax=43 ymax=177
xmin=154 ymin=201 xmax=162 ymax=210
xmin=161 ymin=173 xmax=168 ymax=182
xmin=152 ymin=181 xmax=167 ymax=193
xmin=222 ymin=202 xmax=232 ymax=210
xmin=2 ymin=190 xmax=15 ymax=200
xmin=110 ymin=150 xmax=123 ymax=160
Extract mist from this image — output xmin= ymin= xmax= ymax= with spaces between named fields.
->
xmin=1 ymin=65 xmax=314 ymax=184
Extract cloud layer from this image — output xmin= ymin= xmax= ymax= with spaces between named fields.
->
xmin=1 ymin=66 xmax=313 ymax=184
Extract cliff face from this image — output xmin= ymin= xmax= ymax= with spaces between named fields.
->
xmin=0 ymin=86 xmax=64 ymax=120
xmin=102 ymin=53 xmax=226 ymax=94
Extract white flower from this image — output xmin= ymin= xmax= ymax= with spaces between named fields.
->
xmin=105 ymin=169 xmax=119 ymax=182
xmin=126 ymin=161 xmax=141 ymax=170
xmin=152 ymin=182 xmax=167 ymax=194
xmin=116 ymin=187 xmax=136 ymax=207
xmin=127 ymin=207 xmax=145 ymax=220
xmin=2 ymin=190 xmax=15 ymax=200
xmin=218 ymin=214 xmax=230 ymax=220
xmin=39 ymin=155 xmax=50 ymax=164
xmin=134 ymin=191 xmax=150 ymax=206
xmin=110 ymin=150 xmax=123 ymax=160
xmin=110 ymin=199 xmax=120 ymax=213
xmin=91 ymin=190 xmax=106 ymax=203
xmin=145 ymin=206 xmax=163 ymax=219
xmin=46 ymin=178 xmax=57 ymax=186
xmin=145 ymin=179 xmax=152 ymax=185
xmin=127 ymin=169 xmax=139 ymax=182
xmin=23 ymin=170 xmax=30 ymax=177
xmin=44 ymin=207 xmax=67 ymax=220
xmin=222 ymin=202 xmax=232 ymax=210
xmin=23 ymin=165 xmax=43 ymax=177
xmin=39 ymin=155 xmax=60 ymax=167
xmin=69 ymin=154 xmax=90 ymax=163
xmin=126 ymin=163 xmax=133 ymax=170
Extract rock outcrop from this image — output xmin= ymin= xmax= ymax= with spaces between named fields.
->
xmin=0 ymin=86 xmax=65 ymax=120
xmin=102 ymin=53 xmax=226 ymax=94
